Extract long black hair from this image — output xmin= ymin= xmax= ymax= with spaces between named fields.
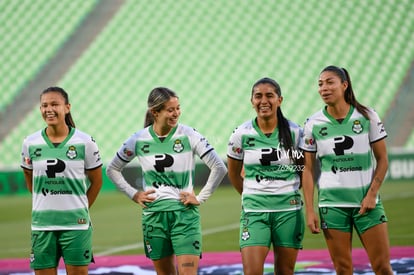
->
xmin=251 ymin=77 xmax=294 ymax=155
xmin=321 ymin=65 xmax=370 ymax=119
xmin=41 ymin=87 xmax=76 ymax=128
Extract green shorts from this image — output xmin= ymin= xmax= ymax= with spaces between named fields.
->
xmin=30 ymin=226 xmax=93 ymax=269
xmin=239 ymin=208 xmax=304 ymax=249
xmin=319 ymin=202 xmax=388 ymax=235
xmin=142 ymin=207 xmax=202 ymax=260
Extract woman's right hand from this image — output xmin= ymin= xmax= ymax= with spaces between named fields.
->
xmin=133 ymin=190 xmax=156 ymax=208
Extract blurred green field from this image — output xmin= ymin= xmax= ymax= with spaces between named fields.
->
xmin=1 ymin=181 xmax=413 ymax=259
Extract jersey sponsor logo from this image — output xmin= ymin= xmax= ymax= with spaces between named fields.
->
xmin=154 ymin=154 xmax=174 ymax=172
xmin=331 ymin=165 xmax=362 ymax=174
xmin=173 ymin=139 xmax=184 ymax=153
xmin=352 ymin=120 xmax=363 ymax=134
xmin=333 ymin=135 xmax=354 ymax=155
xmin=66 ymin=145 xmax=77 ymax=159
xmin=255 ymin=174 xmax=285 ymax=183
xmin=259 ymin=145 xmax=303 ymax=166
xmin=46 ymin=159 xmax=66 ymax=178
xmin=41 ymin=188 xmax=73 ymax=196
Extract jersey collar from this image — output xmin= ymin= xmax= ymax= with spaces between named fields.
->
xmin=41 ymin=127 xmax=75 ymax=148
xmin=149 ymin=124 xmax=178 ymax=143
xmin=323 ymin=105 xmax=354 ymax=125
xmin=252 ymin=118 xmax=278 ymax=138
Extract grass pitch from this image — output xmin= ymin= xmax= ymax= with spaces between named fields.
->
xmin=1 ymin=181 xmax=413 ymax=259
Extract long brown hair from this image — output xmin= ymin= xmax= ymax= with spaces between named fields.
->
xmin=144 ymin=87 xmax=178 ymax=127
xmin=41 ymin=87 xmax=76 ymax=127
xmin=321 ymin=66 xmax=370 ymax=119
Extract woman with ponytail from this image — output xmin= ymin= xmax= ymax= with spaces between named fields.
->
xmin=300 ymin=66 xmax=393 ymax=274
xmin=227 ymin=77 xmax=304 ymax=275
xmin=106 ymin=87 xmax=227 ymax=275
xmin=21 ymin=87 xmax=103 ymax=275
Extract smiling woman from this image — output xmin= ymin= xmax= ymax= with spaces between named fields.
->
xmin=105 ymin=86 xmax=227 ymax=275
xmin=226 ymin=77 xmax=305 ymax=275
xmin=20 ymin=86 xmax=103 ymax=275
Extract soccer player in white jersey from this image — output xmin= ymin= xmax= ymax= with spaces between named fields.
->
xmin=21 ymin=87 xmax=103 ymax=275
xmin=300 ymin=66 xmax=393 ymax=274
xmin=227 ymin=77 xmax=304 ymax=275
xmin=106 ymin=87 xmax=227 ymax=275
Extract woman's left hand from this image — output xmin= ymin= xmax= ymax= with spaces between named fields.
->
xmin=179 ymin=191 xmax=200 ymax=206
xmin=359 ymin=192 xmax=377 ymax=215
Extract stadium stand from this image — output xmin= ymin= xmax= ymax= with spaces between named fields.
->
xmin=0 ymin=0 xmax=98 ymax=112
xmin=0 ymin=0 xmax=413 ymax=169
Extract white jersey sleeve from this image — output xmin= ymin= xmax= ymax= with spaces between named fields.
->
xmin=367 ymin=108 xmax=387 ymax=143
xmin=299 ymin=117 xmax=317 ymax=152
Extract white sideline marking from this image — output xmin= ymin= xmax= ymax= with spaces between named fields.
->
xmin=95 ymin=223 xmax=240 ymax=256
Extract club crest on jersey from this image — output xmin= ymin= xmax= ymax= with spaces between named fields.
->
xmin=241 ymin=228 xmax=250 ymax=241
xmin=352 ymin=120 xmax=363 ymax=134
xmin=146 ymin=241 xmax=152 ymax=253
xmin=173 ymin=139 xmax=184 ymax=153
xmin=66 ymin=146 xmax=77 ymax=159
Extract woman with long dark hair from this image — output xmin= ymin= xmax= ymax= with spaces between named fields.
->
xmin=227 ymin=77 xmax=304 ymax=275
xmin=300 ymin=66 xmax=393 ymax=274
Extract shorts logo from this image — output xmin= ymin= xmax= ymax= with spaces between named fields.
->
xmin=173 ymin=139 xmax=184 ymax=153
xmin=78 ymin=218 xmax=87 ymax=224
xmin=30 ymin=251 xmax=35 ymax=263
xmin=83 ymin=250 xmax=90 ymax=259
xmin=66 ymin=146 xmax=77 ymax=159
xmin=146 ymin=241 xmax=152 ymax=253
xmin=193 ymin=240 xmax=200 ymax=250
xmin=241 ymin=228 xmax=250 ymax=241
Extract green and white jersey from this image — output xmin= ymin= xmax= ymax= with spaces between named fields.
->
xmin=300 ymin=106 xmax=387 ymax=207
xmin=116 ymin=124 xmax=214 ymax=212
xmin=227 ymin=119 xmax=303 ymax=212
xmin=21 ymin=127 xmax=102 ymax=231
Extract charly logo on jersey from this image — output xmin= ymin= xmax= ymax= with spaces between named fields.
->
xmin=173 ymin=139 xmax=184 ymax=153
xmin=66 ymin=145 xmax=77 ymax=159
xmin=352 ymin=120 xmax=363 ymax=134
